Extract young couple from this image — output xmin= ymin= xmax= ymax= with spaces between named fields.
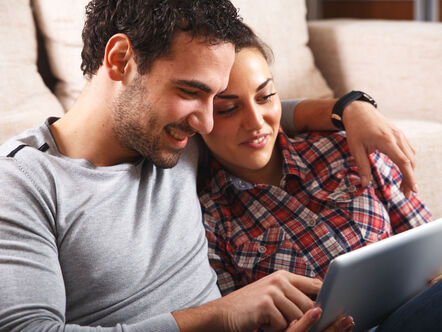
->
xmin=0 ymin=1 xmax=436 ymax=331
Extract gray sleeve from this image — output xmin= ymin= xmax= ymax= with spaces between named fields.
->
xmin=280 ymin=99 xmax=304 ymax=132
xmin=0 ymin=159 xmax=179 ymax=332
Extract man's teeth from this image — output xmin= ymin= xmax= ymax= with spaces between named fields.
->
xmin=167 ymin=128 xmax=187 ymax=140
xmin=250 ymin=136 xmax=266 ymax=144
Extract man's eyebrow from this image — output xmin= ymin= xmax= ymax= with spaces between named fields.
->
xmin=216 ymin=92 xmax=238 ymax=100
xmin=175 ymin=80 xmax=212 ymax=93
xmin=256 ymin=78 xmax=272 ymax=92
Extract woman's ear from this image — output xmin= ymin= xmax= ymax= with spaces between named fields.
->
xmin=104 ymin=34 xmax=135 ymax=82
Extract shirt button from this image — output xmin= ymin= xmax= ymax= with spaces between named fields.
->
xmin=306 ymin=218 xmax=317 ymax=227
xmin=348 ymin=185 xmax=356 ymax=193
xmin=238 ymin=180 xmax=250 ymax=189
xmin=285 ymin=233 xmax=291 ymax=240
xmin=258 ymin=246 xmax=267 ymax=254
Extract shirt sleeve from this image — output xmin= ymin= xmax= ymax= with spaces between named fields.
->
xmin=280 ymin=99 xmax=304 ymax=133
xmin=369 ymin=152 xmax=432 ymax=234
xmin=0 ymin=158 xmax=179 ymax=332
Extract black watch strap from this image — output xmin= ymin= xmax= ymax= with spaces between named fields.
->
xmin=331 ymin=90 xmax=377 ymax=130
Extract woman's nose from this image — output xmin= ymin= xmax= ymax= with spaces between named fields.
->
xmin=242 ymin=103 xmax=264 ymax=131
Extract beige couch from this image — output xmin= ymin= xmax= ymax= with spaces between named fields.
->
xmin=1 ymin=0 xmax=441 ymax=218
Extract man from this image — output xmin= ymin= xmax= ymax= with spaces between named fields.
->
xmin=0 ymin=0 xmax=421 ymax=331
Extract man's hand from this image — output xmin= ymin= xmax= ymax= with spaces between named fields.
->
xmin=217 ymin=270 xmax=321 ymax=332
xmin=173 ymin=270 xmax=354 ymax=332
xmin=285 ymin=307 xmax=354 ymax=332
xmin=342 ymin=101 xmax=417 ymax=198
xmin=174 ymin=270 xmax=319 ymax=332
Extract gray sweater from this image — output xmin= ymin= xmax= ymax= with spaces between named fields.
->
xmin=0 ymin=119 xmax=220 ymax=331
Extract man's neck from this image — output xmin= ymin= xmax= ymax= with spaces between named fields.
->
xmin=50 ymin=81 xmax=140 ymax=167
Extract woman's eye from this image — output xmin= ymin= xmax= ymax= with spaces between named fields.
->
xmin=216 ymin=106 xmax=238 ymax=116
xmin=261 ymin=92 xmax=277 ymax=102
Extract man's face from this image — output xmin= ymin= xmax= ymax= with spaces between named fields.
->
xmin=111 ymin=32 xmax=235 ymax=168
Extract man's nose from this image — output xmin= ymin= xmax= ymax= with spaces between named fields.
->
xmin=187 ymin=102 xmax=214 ymax=135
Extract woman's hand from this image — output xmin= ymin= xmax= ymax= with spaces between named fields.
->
xmin=342 ymin=101 xmax=417 ymax=198
xmin=289 ymin=98 xmax=417 ymax=198
xmin=429 ymin=274 xmax=442 ymax=286
xmin=285 ymin=307 xmax=354 ymax=332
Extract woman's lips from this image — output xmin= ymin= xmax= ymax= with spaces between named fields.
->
xmin=240 ymin=134 xmax=270 ymax=149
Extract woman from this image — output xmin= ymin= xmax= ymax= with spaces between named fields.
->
xmin=197 ymin=32 xmax=435 ymax=331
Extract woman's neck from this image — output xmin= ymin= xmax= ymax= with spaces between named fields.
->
xmin=227 ymin=145 xmax=283 ymax=187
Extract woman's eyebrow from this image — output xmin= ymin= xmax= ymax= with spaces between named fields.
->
xmin=256 ymin=78 xmax=272 ymax=92
xmin=216 ymin=78 xmax=273 ymax=99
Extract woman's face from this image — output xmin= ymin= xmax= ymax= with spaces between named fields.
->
xmin=201 ymin=48 xmax=282 ymax=182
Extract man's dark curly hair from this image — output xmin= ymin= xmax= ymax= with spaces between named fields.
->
xmin=80 ymin=0 xmax=252 ymax=77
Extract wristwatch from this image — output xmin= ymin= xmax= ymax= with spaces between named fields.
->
xmin=331 ymin=90 xmax=377 ymax=130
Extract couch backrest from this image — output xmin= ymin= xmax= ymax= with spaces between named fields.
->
xmin=230 ymin=0 xmax=333 ymax=100
xmin=1 ymin=0 xmax=332 ymax=143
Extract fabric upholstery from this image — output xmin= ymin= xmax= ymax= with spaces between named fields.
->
xmin=392 ymin=120 xmax=442 ymax=218
xmin=308 ymin=19 xmax=442 ymax=122
xmin=32 ymin=0 xmax=89 ymax=111
xmin=230 ymin=0 xmax=333 ymax=100
xmin=0 ymin=0 xmax=64 ymax=143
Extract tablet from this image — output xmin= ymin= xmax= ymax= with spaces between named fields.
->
xmin=310 ymin=218 xmax=442 ymax=332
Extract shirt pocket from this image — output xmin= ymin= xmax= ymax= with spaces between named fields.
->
xmin=230 ymin=226 xmax=316 ymax=283
xmin=311 ymin=169 xmax=391 ymax=243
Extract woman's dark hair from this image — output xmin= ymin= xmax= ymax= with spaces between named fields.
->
xmin=235 ymin=26 xmax=274 ymax=65
xmin=81 ymin=0 xmax=252 ymax=77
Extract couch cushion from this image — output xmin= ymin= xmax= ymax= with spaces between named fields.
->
xmin=393 ymin=120 xmax=442 ymax=219
xmin=32 ymin=0 xmax=89 ymax=111
xmin=0 ymin=0 xmax=64 ymax=144
xmin=308 ymin=19 xmax=442 ymax=122
xmin=230 ymin=0 xmax=333 ymax=100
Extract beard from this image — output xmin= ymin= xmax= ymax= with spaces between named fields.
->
xmin=110 ymin=74 xmax=183 ymax=169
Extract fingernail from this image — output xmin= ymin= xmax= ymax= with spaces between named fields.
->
xmin=289 ymin=319 xmax=298 ymax=328
xmin=339 ymin=316 xmax=355 ymax=329
xmin=413 ymin=183 xmax=419 ymax=193
xmin=309 ymin=307 xmax=322 ymax=320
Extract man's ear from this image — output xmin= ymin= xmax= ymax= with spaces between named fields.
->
xmin=104 ymin=34 xmax=135 ymax=82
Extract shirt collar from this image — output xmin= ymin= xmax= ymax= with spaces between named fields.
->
xmin=278 ymin=129 xmax=307 ymax=181
xmin=200 ymin=129 xmax=309 ymax=199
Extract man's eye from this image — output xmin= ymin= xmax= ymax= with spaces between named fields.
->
xmin=179 ymin=88 xmax=198 ymax=96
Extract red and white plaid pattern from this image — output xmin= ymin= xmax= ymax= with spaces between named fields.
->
xmin=198 ymin=131 xmax=432 ymax=295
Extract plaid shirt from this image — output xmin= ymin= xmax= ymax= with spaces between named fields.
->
xmin=198 ymin=131 xmax=432 ymax=296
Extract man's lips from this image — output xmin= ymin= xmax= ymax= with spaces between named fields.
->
xmin=165 ymin=126 xmax=195 ymax=142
